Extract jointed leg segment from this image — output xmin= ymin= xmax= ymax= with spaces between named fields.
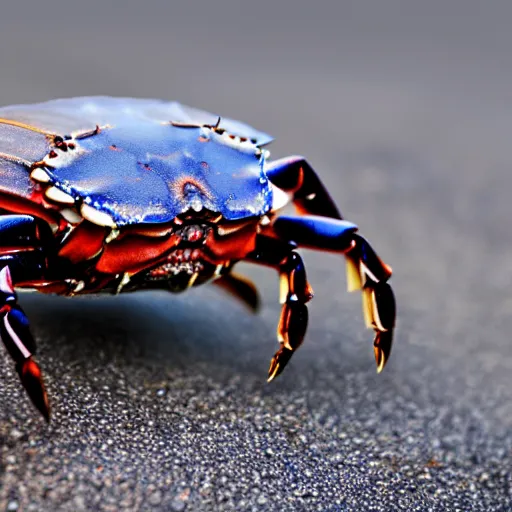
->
xmin=345 ymin=233 xmax=395 ymax=371
xmin=266 ymin=156 xmax=343 ymax=219
xmin=270 ymin=250 xmax=314 ymax=380
xmin=0 ymin=266 xmax=50 ymax=420
xmin=0 ymin=215 xmax=52 ymax=420
xmin=247 ymin=236 xmax=314 ymax=380
xmin=212 ymin=272 xmax=261 ymax=312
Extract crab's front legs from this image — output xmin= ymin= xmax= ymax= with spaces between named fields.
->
xmin=246 ymin=236 xmax=314 ymax=380
xmin=0 ymin=215 xmax=52 ymax=420
xmin=264 ymin=214 xmax=396 ymax=373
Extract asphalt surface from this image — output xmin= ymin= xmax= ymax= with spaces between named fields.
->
xmin=0 ymin=1 xmax=511 ymax=510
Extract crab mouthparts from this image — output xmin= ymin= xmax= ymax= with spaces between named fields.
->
xmin=147 ymin=222 xmax=212 ymax=279
xmin=149 ymin=248 xmax=205 ymax=278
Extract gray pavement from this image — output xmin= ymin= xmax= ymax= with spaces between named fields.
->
xmin=0 ymin=1 xmax=511 ymax=510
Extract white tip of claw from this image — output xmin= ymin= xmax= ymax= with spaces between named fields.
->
xmin=30 ymin=168 xmax=51 ymax=183
xmin=45 ymin=186 xmax=75 ymax=205
xmin=80 ymin=204 xmax=117 ymax=228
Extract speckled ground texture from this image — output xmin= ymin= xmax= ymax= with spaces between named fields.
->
xmin=0 ymin=1 xmax=511 ymax=511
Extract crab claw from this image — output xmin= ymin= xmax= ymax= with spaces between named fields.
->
xmin=16 ymin=358 xmax=50 ymax=422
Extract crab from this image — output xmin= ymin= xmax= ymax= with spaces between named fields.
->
xmin=0 ymin=97 xmax=396 ymax=420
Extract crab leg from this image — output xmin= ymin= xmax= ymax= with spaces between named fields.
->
xmin=265 ymin=156 xmax=343 ymax=219
xmin=0 ymin=266 xmax=50 ymax=420
xmin=211 ymin=272 xmax=261 ymax=313
xmin=0 ymin=215 xmax=53 ymax=420
xmin=262 ymin=214 xmax=396 ymax=373
xmin=246 ymin=236 xmax=314 ymax=380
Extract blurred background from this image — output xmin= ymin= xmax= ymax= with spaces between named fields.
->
xmin=0 ymin=1 xmax=510 ymax=510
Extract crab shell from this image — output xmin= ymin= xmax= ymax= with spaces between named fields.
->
xmin=0 ymin=97 xmax=276 ymax=232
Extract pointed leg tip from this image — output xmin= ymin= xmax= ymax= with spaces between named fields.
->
xmin=267 ymin=359 xmax=281 ymax=382
xmin=41 ymin=407 xmax=51 ymax=423
xmin=375 ymin=359 xmax=386 ymax=374
xmin=267 ymin=347 xmax=293 ymax=382
xmin=40 ymin=397 xmax=51 ymax=423
xmin=251 ymin=300 xmax=261 ymax=314
xmin=373 ymin=331 xmax=393 ymax=374
xmin=17 ymin=358 xmax=51 ymax=422
xmin=267 ymin=370 xmax=280 ymax=383
xmin=374 ymin=346 xmax=384 ymax=373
